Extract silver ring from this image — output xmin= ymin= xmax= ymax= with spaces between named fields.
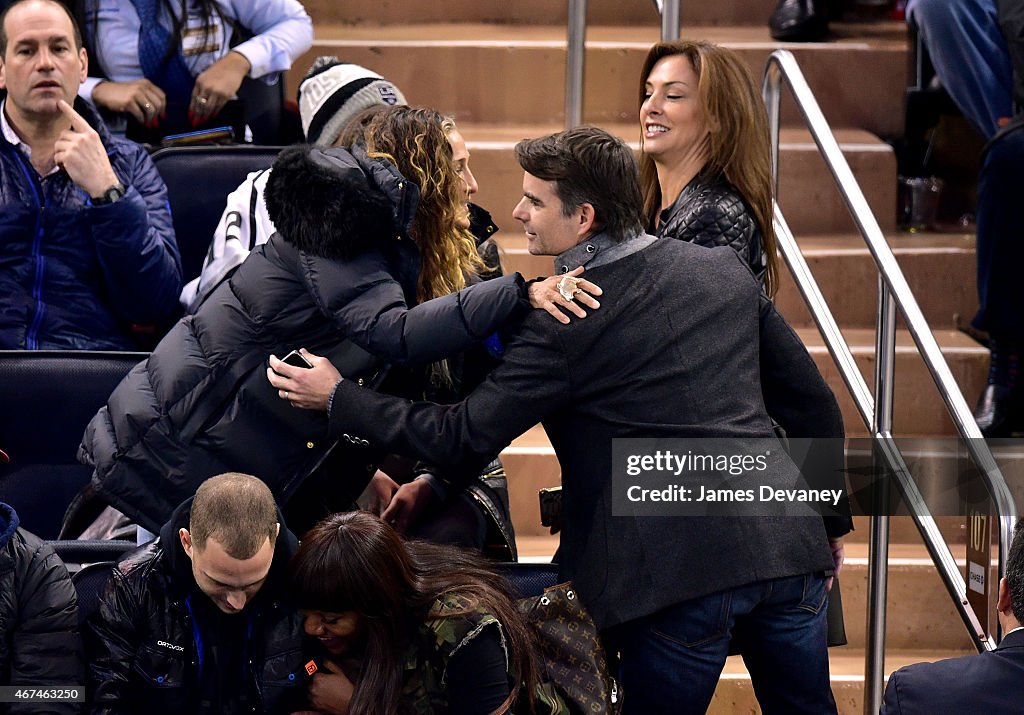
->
xmin=283 ymin=390 xmax=289 ymax=399
xmin=143 ymin=102 xmax=153 ymax=111
xmin=197 ymin=96 xmax=209 ymax=105
xmin=557 ymin=275 xmax=581 ymax=301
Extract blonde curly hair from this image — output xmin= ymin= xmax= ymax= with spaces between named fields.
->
xmin=365 ymin=106 xmax=484 ymax=303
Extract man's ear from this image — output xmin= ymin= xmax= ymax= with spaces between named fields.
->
xmin=78 ymin=46 xmax=88 ymax=84
xmin=179 ymin=528 xmax=194 ymax=560
xmin=998 ymin=577 xmax=1012 ymax=614
xmin=0 ymin=58 xmax=7 ymax=92
xmin=577 ymin=203 xmax=596 ymax=237
xmin=274 ymin=522 xmax=281 ymax=542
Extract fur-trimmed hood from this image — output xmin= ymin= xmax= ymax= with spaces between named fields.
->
xmin=264 ymin=143 xmax=419 ymax=261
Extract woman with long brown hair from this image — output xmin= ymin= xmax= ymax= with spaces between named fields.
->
xmin=289 ymin=511 xmax=539 ymax=715
xmin=638 ymin=40 xmax=779 ymax=296
xmin=637 ymin=39 xmax=852 ymax=666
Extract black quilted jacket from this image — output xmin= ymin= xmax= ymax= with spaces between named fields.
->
xmin=0 ymin=503 xmax=82 ymax=714
xmin=654 ymin=172 xmax=767 ymax=282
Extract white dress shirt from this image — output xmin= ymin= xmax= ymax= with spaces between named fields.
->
xmin=78 ymin=0 xmax=313 ymax=101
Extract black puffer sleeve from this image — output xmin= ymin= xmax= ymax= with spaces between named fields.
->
xmin=305 ymin=248 xmax=531 ymax=366
xmin=9 ymin=532 xmax=83 ymax=714
xmin=85 ymin=566 xmax=143 ymax=715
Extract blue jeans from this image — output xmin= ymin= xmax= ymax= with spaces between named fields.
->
xmin=974 ymin=125 xmax=1024 ymax=340
xmin=607 ymin=573 xmax=835 ymax=715
xmin=907 ymin=0 xmax=1024 ymax=342
xmin=906 ymin=0 xmax=1013 ymax=140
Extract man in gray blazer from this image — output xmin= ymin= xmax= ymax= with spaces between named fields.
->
xmin=881 ymin=518 xmax=1024 ymax=714
xmin=268 ymin=126 xmax=846 ymax=714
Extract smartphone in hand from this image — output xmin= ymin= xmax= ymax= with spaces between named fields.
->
xmin=281 ymin=349 xmax=313 ymax=369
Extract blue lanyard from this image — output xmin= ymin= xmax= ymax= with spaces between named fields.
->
xmin=183 ymin=596 xmax=205 ymax=681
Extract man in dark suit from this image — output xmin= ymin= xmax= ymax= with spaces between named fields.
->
xmin=880 ymin=518 xmax=1024 ymax=714
xmin=267 ymin=126 xmax=846 ymax=714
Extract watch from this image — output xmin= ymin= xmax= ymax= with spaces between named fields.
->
xmin=92 ymin=182 xmax=126 ymax=205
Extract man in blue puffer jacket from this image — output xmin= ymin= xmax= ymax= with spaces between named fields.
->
xmin=0 ymin=0 xmax=180 ymax=350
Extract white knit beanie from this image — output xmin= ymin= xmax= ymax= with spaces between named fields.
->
xmin=298 ymin=57 xmax=407 ymax=147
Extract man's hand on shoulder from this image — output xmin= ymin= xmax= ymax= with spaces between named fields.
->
xmin=53 ymin=100 xmax=120 ymax=200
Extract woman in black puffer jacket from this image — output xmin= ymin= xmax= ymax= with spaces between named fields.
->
xmin=77 ymin=106 xmax=579 ymax=534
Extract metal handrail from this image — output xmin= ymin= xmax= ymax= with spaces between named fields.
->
xmin=565 ymin=0 xmax=588 ymax=128
xmin=763 ymin=49 xmax=1018 ymax=714
xmin=565 ymin=0 xmax=681 ymax=128
xmin=649 ymin=0 xmax=681 ymax=41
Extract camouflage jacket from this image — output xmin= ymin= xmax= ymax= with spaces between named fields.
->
xmin=400 ymin=594 xmax=506 ymax=714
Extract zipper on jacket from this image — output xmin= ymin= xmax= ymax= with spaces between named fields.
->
xmin=184 ymin=596 xmax=205 ymax=682
xmin=10 ymin=149 xmax=47 ymax=349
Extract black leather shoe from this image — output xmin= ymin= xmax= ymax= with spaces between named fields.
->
xmin=974 ymin=383 xmax=1024 ymax=437
xmin=770 ymin=0 xmax=828 ymax=42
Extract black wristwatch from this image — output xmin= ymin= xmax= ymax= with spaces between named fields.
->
xmin=92 ymin=182 xmax=126 ymax=205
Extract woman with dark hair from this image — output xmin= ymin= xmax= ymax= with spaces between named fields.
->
xmin=77 ymin=105 xmax=599 ymax=538
xmin=76 ymin=0 xmax=312 ymax=141
xmin=289 ymin=511 xmax=539 ymax=715
xmin=638 ymin=40 xmax=779 ymax=295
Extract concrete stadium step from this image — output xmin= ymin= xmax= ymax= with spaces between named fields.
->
xmin=799 ymin=327 xmax=988 ymax=437
xmin=498 ymin=231 xmax=970 ymax=333
xmin=516 ymin=534 xmax=980 ymax=650
xmin=462 ymin=124 xmax=896 ymax=242
xmin=847 ymin=515 xmax=968 ymax=546
xmin=709 ymin=648 xmax=974 ymax=714
xmin=287 ymin=23 xmax=909 ymax=138
xmin=512 ymin=491 xmax=975 ymax=550
xmin=501 ymin=425 xmax=561 ymax=539
xmin=839 ymin=542 xmax=978 ymax=651
xmin=774 ymin=234 xmax=976 ymax=331
xmin=303 ymin=0 xmax=787 ymax=28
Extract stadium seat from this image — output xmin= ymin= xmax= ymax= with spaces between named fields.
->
xmin=72 ymin=561 xmax=115 ymax=627
xmin=0 ymin=351 xmax=146 ymax=539
xmin=495 ymin=562 xmax=561 ymax=598
xmin=49 ymin=539 xmax=135 ymax=575
xmin=151 ymin=145 xmax=282 ymax=283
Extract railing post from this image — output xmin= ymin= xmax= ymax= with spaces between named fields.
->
xmin=565 ymin=0 xmax=588 ymax=128
xmin=865 ymin=279 xmax=896 ymax=714
xmin=762 ymin=61 xmax=782 ymax=197
xmin=762 ymin=47 xmax=1012 ymax=673
xmin=661 ymin=0 xmax=680 ymax=41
